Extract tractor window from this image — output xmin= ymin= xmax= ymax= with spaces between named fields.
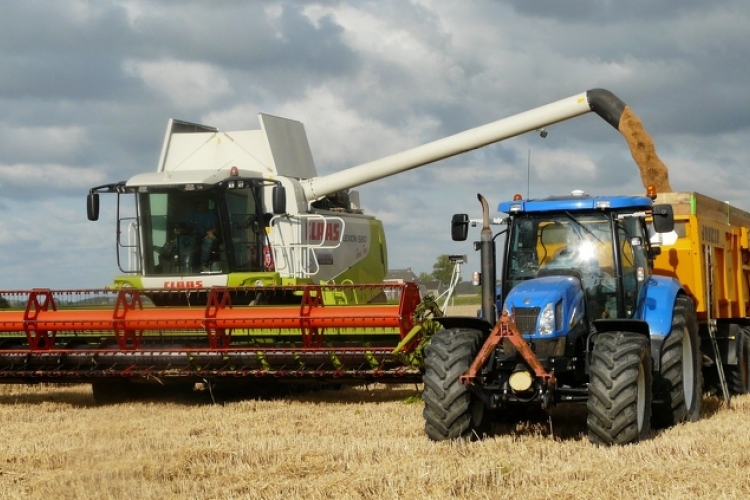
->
xmin=617 ymin=217 xmax=650 ymax=318
xmin=506 ymin=213 xmax=615 ymax=295
xmin=506 ymin=213 xmax=619 ymax=322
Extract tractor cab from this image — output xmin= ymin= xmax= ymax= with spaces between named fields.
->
xmin=505 ymin=211 xmax=646 ymax=322
xmin=494 ymin=191 xmax=674 ymax=352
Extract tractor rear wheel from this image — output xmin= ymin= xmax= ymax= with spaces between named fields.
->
xmin=727 ymin=326 xmax=750 ymax=395
xmin=422 ymin=328 xmax=490 ymax=441
xmin=587 ymin=331 xmax=652 ymax=445
xmin=652 ymin=295 xmax=702 ymax=428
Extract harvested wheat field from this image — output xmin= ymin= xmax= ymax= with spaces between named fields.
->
xmin=0 ymin=382 xmax=748 ymax=500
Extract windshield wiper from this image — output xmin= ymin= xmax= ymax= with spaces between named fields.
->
xmin=564 ymin=211 xmax=604 ymax=244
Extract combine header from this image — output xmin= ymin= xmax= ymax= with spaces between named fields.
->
xmin=0 ymin=283 xmax=426 ymax=384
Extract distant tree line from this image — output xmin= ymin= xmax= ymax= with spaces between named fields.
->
xmin=418 ymin=254 xmax=461 ymax=285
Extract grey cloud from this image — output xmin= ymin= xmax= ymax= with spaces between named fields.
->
xmin=505 ymin=0 xmax=723 ymax=23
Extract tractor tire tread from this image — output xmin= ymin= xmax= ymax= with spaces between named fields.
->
xmin=652 ymin=295 xmax=702 ymax=429
xmin=422 ymin=328 xmax=490 ymax=441
xmin=587 ymin=331 xmax=652 ymax=446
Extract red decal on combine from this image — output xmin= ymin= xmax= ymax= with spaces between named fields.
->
xmin=163 ymin=280 xmax=204 ymax=289
xmin=308 ymin=220 xmax=342 ymax=242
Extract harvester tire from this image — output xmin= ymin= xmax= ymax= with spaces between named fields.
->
xmin=587 ymin=331 xmax=652 ymax=445
xmin=726 ymin=326 xmax=750 ymax=395
xmin=652 ymin=295 xmax=702 ymax=429
xmin=422 ymin=328 xmax=490 ymax=441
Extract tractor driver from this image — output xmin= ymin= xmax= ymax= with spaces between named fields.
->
xmin=545 ymin=225 xmax=614 ymax=319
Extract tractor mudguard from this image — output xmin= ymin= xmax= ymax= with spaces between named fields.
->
xmin=638 ymin=275 xmax=683 ymax=337
xmin=638 ymin=275 xmax=684 ymax=370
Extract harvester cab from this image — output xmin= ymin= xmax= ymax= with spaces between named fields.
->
xmin=87 ymin=115 xmax=389 ymax=304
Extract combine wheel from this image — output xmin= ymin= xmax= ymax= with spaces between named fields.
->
xmin=587 ymin=331 xmax=652 ymax=445
xmin=422 ymin=328 xmax=491 ymax=441
xmin=652 ymin=295 xmax=702 ymax=429
xmin=726 ymin=326 xmax=750 ymax=395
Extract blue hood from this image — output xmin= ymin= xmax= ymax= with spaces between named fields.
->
xmin=504 ymin=275 xmax=584 ymax=339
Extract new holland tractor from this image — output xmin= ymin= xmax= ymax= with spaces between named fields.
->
xmin=422 ymin=190 xmax=693 ymax=446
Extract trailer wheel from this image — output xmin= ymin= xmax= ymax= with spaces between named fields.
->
xmin=652 ymin=295 xmax=702 ymax=428
xmin=422 ymin=328 xmax=490 ymax=441
xmin=587 ymin=331 xmax=652 ymax=445
xmin=727 ymin=327 xmax=750 ymax=395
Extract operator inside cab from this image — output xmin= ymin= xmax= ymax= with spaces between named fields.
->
xmin=155 ymin=194 xmax=222 ymax=273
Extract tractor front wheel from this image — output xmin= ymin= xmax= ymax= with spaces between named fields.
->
xmin=422 ymin=328 xmax=491 ymax=441
xmin=587 ymin=331 xmax=652 ymax=445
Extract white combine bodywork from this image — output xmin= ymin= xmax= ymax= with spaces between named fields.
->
xmin=132 ymin=90 xmax=595 ymax=206
xmin=120 ymin=114 xmax=379 ymax=287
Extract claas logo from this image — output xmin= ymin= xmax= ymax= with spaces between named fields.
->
xmin=163 ymin=280 xmax=204 ymax=289
xmin=307 ymin=220 xmax=342 ymax=243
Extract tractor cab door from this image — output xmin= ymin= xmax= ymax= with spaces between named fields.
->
xmin=614 ymin=216 xmax=651 ymax=319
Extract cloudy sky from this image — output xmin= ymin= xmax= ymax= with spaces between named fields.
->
xmin=1 ymin=1 xmax=748 ymax=289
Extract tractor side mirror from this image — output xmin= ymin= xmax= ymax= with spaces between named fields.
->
xmin=87 ymin=192 xmax=100 ymax=221
xmin=451 ymin=214 xmax=469 ymax=241
xmin=652 ymin=204 xmax=674 ymax=233
xmin=272 ymin=185 xmax=287 ymax=215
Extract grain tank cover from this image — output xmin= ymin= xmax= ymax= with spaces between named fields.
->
xmin=154 ymin=114 xmax=317 ymax=178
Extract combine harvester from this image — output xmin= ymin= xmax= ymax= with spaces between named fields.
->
xmin=0 ymin=89 xmax=746 ymax=444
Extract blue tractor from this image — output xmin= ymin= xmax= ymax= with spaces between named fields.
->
xmin=422 ymin=190 xmax=703 ymax=445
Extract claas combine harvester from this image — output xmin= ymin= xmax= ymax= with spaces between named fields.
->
xmin=2 ymin=89 xmax=745 ymax=445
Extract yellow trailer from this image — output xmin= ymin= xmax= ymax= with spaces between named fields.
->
xmin=653 ymin=191 xmax=750 ymax=395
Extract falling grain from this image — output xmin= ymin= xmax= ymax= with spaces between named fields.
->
xmin=618 ymin=106 xmax=672 ymax=193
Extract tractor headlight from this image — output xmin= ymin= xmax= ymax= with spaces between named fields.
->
xmin=539 ymin=302 xmax=555 ymax=336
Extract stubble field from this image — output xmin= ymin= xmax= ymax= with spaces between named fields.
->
xmin=1 ymin=306 xmax=749 ymax=499
xmin=0 ymin=383 xmax=748 ymax=500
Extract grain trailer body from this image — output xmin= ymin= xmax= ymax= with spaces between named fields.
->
xmin=653 ymin=191 xmax=750 ymax=395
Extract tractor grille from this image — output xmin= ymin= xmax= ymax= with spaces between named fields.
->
xmin=513 ymin=307 xmax=540 ymax=335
